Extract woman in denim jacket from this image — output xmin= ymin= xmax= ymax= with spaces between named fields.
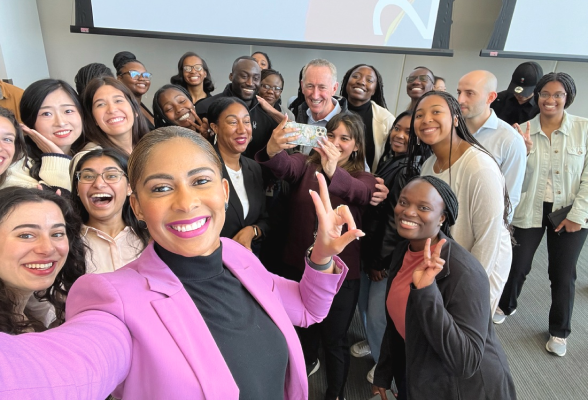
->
xmin=496 ymin=72 xmax=588 ymax=357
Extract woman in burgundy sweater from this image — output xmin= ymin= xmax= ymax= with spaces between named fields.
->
xmin=256 ymin=110 xmax=376 ymax=400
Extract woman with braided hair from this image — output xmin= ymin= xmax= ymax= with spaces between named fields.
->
xmin=373 ymin=176 xmax=516 ymax=400
xmin=407 ymin=90 xmax=512 ymax=316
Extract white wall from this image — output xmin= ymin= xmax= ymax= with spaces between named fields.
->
xmin=0 ymin=0 xmax=49 ymax=87
xmin=33 ymin=0 xmax=588 ymax=116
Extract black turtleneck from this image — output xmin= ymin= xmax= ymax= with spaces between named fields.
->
xmin=348 ymin=101 xmax=375 ymax=169
xmin=155 ymin=242 xmax=288 ymax=399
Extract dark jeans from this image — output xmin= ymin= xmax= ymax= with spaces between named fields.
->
xmin=499 ymin=202 xmax=588 ymax=338
xmin=298 ymin=279 xmax=360 ymax=400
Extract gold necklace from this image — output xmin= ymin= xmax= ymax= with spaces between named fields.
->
xmin=435 ymin=138 xmax=463 ymax=173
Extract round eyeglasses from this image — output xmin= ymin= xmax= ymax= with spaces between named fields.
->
xmin=120 ymin=70 xmax=152 ymax=80
xmin=76 ymin=170 xmax=127 ymax=184
xmin=183 ymin=64 xmax=204 ymax=73
xmin=406 ymin=75 xmax=432 ymax=84
xmin=261 ymin=84 xmax=283 ymax=92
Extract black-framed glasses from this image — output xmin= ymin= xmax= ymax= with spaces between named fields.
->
xmin=76 ymin=170 xmax=127 ymax=184
xmin=261 ymin=84 xmax=283 ymax=92
xmin=183 ymin=64 xmax=204 ymax=73
xmin=120 ymin=71 xmax=152 ymax=80
xmin=406 ymin=75 xmax=432 ymax=84
xmin=539 ymin=92 xmax=567 ymax=100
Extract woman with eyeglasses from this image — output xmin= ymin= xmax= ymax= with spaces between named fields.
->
xmin=113 ymin=51 xmax=155 ymax=130
xmin=170 ymin=52 xmax=215 ymax=105
xmin=257 ymin=69 xmax=295 ymax=121
xmin=71 ymin=148 xmax=150 ymax=274
xmin=0 ymin=126 xmax=359 ymax=399
xmin=496 ymin=72 xmax=588 ymax=357
xmin=405 ymin=66 xmax=435 ymax=111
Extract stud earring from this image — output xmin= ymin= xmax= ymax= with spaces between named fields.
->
xmin=439 ymin=222 xmax=443 ymax=227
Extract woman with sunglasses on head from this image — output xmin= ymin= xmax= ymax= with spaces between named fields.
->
xmin=16 ymin=79 xmax=85 ymax=193
xmin=405 ymin=66 xmax=435 ymax=111
xmin=372 ymin=176 xmax=516 ymax=400
xmin=410 ymin=91 xmax=512 ymax=316
xmin=0 ymin=107 xmax=27 ymax=189
xmin=0 ymin=126 xmax=359 ymax=400
xmin=170 ymin=52 xmax=215 ymax=105
xmin=72 ymin=148 xmax=150 ymax=274
xmin=496 ymin=73 xmax=588 ymax=357
xmin=0 ymin=186 xmax=86 ymax=334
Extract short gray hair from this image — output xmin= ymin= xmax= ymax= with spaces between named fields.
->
xmin=301 ymin=59 xmax=337 ymax=84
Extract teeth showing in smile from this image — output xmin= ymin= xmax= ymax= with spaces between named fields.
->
xmin=189 ymin=76 xmax=200 ymax=81
xmin=353 ymin=87 xmax=366 ymax=93
xmin=401 ymin=220 xmax=417 ymax=227
xmin=54 ymin=130 xmax=71 ymax=137
xmin=544 ymin=105 xmax=556 ymax=110
xmin=108 ymin=117 xmax=124 ymax=124
xmin=178 ymin=112 xmax=190 ymax=121
xmin=24 ymin=262 xmax=53 ymax=270
xmin=91 ymin=193 xmax=112 ymax=198
xmin=312 ymin=100 xmax=322 ymax=104
xmin=170 ymin=218 xmax=206 ymax=232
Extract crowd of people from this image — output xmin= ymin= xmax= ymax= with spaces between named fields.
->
xmin=0 ymin=49 xmax=586 ymax=400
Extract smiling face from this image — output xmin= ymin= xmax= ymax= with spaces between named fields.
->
xmin=211 ymin=103 xmax=252 ymax=156
xmin=182 ymin=56 xmax=207 ymax=88
xmin=252 ymin=53 xmax=269 ymax=70
xmin=327 ymin=122 xmax=358 ymax=166
xmin=0 ymin=116 xmax=16 ymax=176
xmin=118 ymin=61 xmax=151 ymax=97
xmin=33 ymin=88 xmax=83 ymax=153
xmin=130 ymin=138 xmax=230 ymax=257
xmin=395 ymin=179 xmax=446 ymax=248
xmin=389 ymin=115 xmax=411 ymax=154
xmin=346 ymin=66 xmax=377 ymax=107
xmin=302 ymin=65 xmax=338 ymax=121
xmin=413 ymin=95 xmax=457 ymax=147
xmin=258 ymin=74 xmax=284 ymax=106
xmin=76 ymin=156 xmax=130 ymax=227
xmin=230 ymin=59 xmax=261 ymax=102
xmin=538 ymin=81 xmax=566 ymax=119
xmin=92 ymin=85 xmax=136 ymax=140
xmin=407 ymin=68 xmax=435 ymax=100
xmin=0 ymin=201 xmax=68 ymax=297
xmin=159 ymin=88 xmax=196 ymax=128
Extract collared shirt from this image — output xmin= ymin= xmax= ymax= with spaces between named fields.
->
xmin=82 ymin=225 xmax=145 ymax=274
xmin=0 ymin=80 xmax=24 ymax=122
xmin=473 ymin=110 xmax=527 ymax=218
xmin=491 ymin=90 xmax=539 ymax=126
xmin=300 ymin=98 xmax=342 ymax=154
xmin=513 ymin=112 xmax=588 ymax=228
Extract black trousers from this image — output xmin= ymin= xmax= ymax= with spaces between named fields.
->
xmin=298 ymin=279 xmax=360 ymax=400
xmin=499 ymin=202 xmax=588 ymax=338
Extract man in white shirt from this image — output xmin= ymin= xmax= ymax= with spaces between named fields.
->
xmin=457 ymin=70 xmax=527 ymax=217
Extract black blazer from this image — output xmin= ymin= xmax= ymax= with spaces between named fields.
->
xmin=373 ymin=232 xmax=516 ymax=400
xmin=217 ymin=150 xmax=270 ymax=241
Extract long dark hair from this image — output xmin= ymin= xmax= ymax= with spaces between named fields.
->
xmin=307 ymin=111 xmax=367 ymax=174
xmin=71 ymin=148 xmax=150 ymax=250
xmin=170 ymin=52 xmax=214 ymax=95
xmin=152 ymin=84 xmax=194 ymax=128
xmin=0 ymin=187 xmax=86 ymax=334
xmin=340 ymin=64 xmax=388 ymax=109
xmin=0 ymin=107 xmax=27 ymax=186
xmin=406 ymin=90 xmax=511 ymax=228
xmin=20 ymin=79 xmax=85 ymax=181
xmin=81 ymin=77 xmax=148 ymax=154
xmin=381 ymin=110 xmax=413 ymax=159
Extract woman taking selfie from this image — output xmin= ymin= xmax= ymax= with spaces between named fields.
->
xmin=71 ymin=148 xmax=150 ymax=273
xmin=372 ymin=176 xmax=516 ymax=400
xmin=0 ymin=186 xmax=86 ymax=333
xmin=0 ymin=126 xmax=360 ymax=400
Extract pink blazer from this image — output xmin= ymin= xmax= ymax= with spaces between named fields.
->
xmin=0 ymin=238 xmax=348 ymax=399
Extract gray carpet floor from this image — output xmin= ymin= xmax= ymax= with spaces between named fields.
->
xmin=309 ymin=236 xmax=588 ymax=400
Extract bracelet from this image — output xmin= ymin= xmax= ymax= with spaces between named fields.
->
xmin=305 ymin=245 xmax=332 ymax=271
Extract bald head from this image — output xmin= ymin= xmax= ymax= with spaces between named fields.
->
xmin=459 ymin=70 xmax=497 ymax=95
xmin=457 ymin=70 xmax=498 ymax=125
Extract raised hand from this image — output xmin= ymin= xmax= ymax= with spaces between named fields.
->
xmin=412 ymin=238 xmax=446 ymax=289
xmin=314 ymin=137 xmax=339 ymax=179
xmin=20 ymin=124 xmax=64 ymax=154
xmin=266 ymin=114 xmax=300 ymax=158
xmin=309 ymin=172 xmax=365 ymax=270
xmin=186 ymin=108 xmax=210 ymax=139
xmin=256 ymin=95 xmax=286 ymax=124
xmin=513 ymin=121 xmax=532 ymax=155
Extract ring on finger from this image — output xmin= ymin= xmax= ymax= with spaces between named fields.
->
xmin=335 ymin=204 xmax=346 ymax=216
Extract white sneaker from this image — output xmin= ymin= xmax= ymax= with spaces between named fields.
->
xmin=367 ymin=364 xmax=376 ymax=384
xmin=492 ymin=307 xmax=515 ymax=324
xmin=546 ymin=336 xmax=567 ymax=357
xmin=350 ymin=340 xmax=371 ymax=357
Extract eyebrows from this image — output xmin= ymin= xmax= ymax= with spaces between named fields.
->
xmin=142 ymin=167 xmax=217 ymax=185
xmin=12 ymin=223 xmax=66 ymax=231
xmin=93 ymin=94 xmax=125 ymax=106
xmin=81 ymin=166 xmax=121 ymax=172
xmin=39 ymin=103 xmax=77 ymax=110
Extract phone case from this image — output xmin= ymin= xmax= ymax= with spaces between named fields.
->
xmin=284 ymin=122 xmax=327 ymax=147
xmin=548 ymin=205 xmax=572 ymax=230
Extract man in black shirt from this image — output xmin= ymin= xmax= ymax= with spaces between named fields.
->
xmin=491 ymin=61 xmax=543 ymax=125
